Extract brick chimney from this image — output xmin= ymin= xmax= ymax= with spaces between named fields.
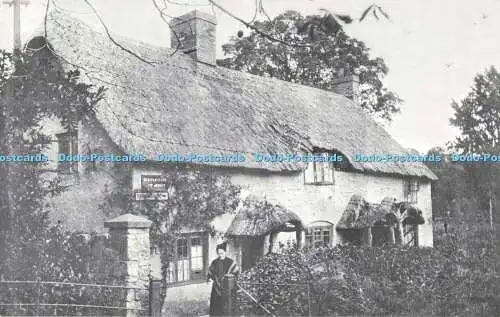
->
xmin=332 ymin=67 xmax=360 ymax=103
xmin=170 ymin=10 xmax=217 ymax=66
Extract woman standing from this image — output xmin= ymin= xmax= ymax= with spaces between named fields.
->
xmin=207 ymin=242 xmax=239 ymax=316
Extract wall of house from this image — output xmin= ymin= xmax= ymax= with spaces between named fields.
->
xmin=227 ymin=168 xmax=434 ymax=247
xmin=41 ymin=116 xmax=127 ymax=233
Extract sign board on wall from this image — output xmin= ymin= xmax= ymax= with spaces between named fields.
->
xmin=135 ymin=192 xmax=169 ymax=201
xmin=141 ymin=175 xmax=169 ymax=192
xmin=136 ymin=175 xmax=169 ymax=201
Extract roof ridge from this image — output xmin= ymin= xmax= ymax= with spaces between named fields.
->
xmin=46 ymin=8 xmax=364 ymax=104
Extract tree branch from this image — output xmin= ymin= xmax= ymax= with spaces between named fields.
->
xmin=208 ymin=0 xmax=312 ymax=48
xmin=82 ymin=0 xmax=157 ymax=65
xmin=152 ymin=0 xmax=182 ymax=57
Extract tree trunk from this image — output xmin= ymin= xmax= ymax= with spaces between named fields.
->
xmin=397 ymin=221 xmax=404 ymax=245
xmin=366 ymin=227 xmax=373 ymax=246
xmin=388 ymin=226 xmax=396 ymax=244
xmin=268 ymin=231 xmax=277 ymax=254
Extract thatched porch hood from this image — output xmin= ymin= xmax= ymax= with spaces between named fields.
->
xmin=226 ymin=197 xmax=305 ymax=237
xmin=26 ymin=10 xmax=437 ymax=180
xmin=337 ymin=195 xmax=425 ymax=229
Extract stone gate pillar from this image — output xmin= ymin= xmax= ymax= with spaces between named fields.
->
xmin=104 ymin=214 xmax=152 ymax=317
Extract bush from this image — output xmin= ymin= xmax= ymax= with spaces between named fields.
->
xmin=0 ymin=226 xmax=127 ymax=316
xmin=236 ymin=224 xmax=499 ymax=316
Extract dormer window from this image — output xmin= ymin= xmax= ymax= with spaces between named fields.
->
xmin=304 ymin=153 xmax=334 ymax=185
xmin=403 ymin=179 xmax=419 ymax=204
xmin=57 ymin=131 xmax=78 ymax=173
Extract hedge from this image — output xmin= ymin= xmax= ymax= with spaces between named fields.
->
xmin=235 ymin=225 xmax=499 ymax=316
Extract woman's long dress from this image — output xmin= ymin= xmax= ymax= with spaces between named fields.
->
xmin=207 ymin=257 xmax=239 ymax=316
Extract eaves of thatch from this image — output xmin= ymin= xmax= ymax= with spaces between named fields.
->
xmin=226 ymin=197 xmax=304 ymax=236
xmin=26 ymin=9 xmax=438 ymax=181
xmin=337 ymin=195 xmax=425 ymax=229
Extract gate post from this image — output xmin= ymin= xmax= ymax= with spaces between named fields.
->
xmin=149 ymin=279 xmax=163 ymax=317
xmin=104 ymin=214 xmax=152 ymax=317
xmin=222 ymin=274 xmax=235 ymax=316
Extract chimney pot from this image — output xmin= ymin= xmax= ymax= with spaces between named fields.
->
xmin=171 ymin=10 xmax=217 ymax=66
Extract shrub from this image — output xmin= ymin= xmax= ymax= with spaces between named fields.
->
xmin=0 ymin=226 xmax=127 ymax=316
xmin=236 ymin=223 xmax=499 ymax=316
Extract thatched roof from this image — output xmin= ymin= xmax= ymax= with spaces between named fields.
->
xmin=336 ymin=195 xmax=367 ymax=229
xmin=356 ymin=203 xmax=398 ymax=228
xmin=226 ymin=197 xmax=304 ymax=236
xmin=27 ymin=10 xmax=437 ymax=180
xmin=401 ymin=205 xmax=426 ymax=225
xmin=336 ymin=195 xmax=422 ymax=229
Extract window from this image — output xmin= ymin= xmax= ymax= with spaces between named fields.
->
xmin=403 ymin=179 xmax=419 ymax=204
xmin=166 ymin=233 xmax=207 ymax=284
xmin=151 ymin=246 xmax=160 ymax=255
xmin=57 ymin=131 xmax=78 ymax=173
xmin=305 ymin=221 xmax=334 ymax=247
xmin=304 ymin=153 xmax=334 ymax=185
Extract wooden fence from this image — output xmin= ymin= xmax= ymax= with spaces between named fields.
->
xmin=0 ymin=279 xmax=163 ymax=317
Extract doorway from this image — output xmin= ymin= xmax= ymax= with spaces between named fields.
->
xmin=241 ymin=236 xmax=265 ymax=271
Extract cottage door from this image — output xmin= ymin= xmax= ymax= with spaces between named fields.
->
xmin=241 ymin=236 xmax=265 ymax=271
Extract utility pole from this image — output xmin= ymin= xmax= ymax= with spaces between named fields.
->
xmin=0 ymin=0 xmax=30 ymax=252
xmin=2 ymin=0 xmax=31 ymax=54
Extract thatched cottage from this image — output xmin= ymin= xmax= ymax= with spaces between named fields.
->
xmin=27 ymin=9 xmax=437 ymax=289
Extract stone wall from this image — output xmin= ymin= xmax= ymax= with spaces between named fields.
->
xmin=102 ymin=214 xmax=153 ymax=317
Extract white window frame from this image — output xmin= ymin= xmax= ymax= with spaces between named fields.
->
xmin=304 ymin=153 xmax=334 ymax=185
xmin=166 ymin=232 xmax=208 ymax=284
xmin=56 ymin=130 xmax=78 ymax=174
xmin=305 ymin=221 xmax=334 ymax=247
xmin=403 ymin=178 xmax=420 ymax=204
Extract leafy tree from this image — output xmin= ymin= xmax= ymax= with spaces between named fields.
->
xmin=0 ymin=48 xmax=105 ymax=279
xmin=217 ymin=10 xmax=402 ymax=122
xmin=449 ymin=66 xmax=500 ymax=226
xmin=450 ymin=67 xmax=500 ymax=154
xmin=425 ymin=147 xmax=477 ymax=219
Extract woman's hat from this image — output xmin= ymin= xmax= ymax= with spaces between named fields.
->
xmin=216 ymin=241 xmax=227 ymax=252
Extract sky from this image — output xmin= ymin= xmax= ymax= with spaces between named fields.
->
xmin=1 ymin=0 xmax=499 ymax=154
